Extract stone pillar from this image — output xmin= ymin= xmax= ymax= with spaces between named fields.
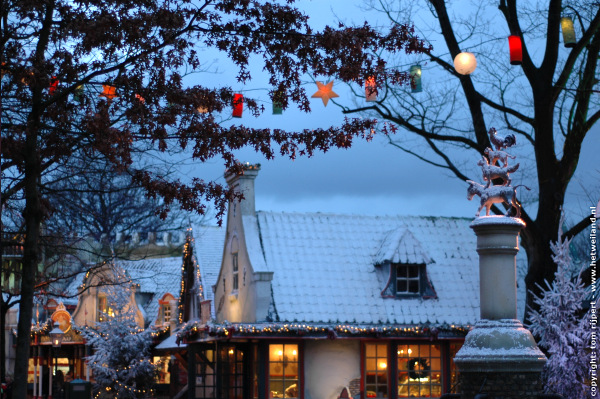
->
xmin=454 ymin=216 xmax=546 ymax=399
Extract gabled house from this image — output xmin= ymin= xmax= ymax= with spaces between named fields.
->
xmin=21 ymin=233 xmax=186 ymax=398
xmin=178 ymin=164 xmax=527 ymax=399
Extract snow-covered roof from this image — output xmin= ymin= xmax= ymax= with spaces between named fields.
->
xmin=192 ymin=225 xmax=227 ymax=318
xmin=252 ymin=211 xmax=526 ymax=327
xmin=118 ymin=257 xmax=183 ymax=325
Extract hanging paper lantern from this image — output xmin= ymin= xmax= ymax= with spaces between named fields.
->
xmin=561 ymin=17 xmax=576 ymax=48
xmin=272 ymin=102 xmax=283 ymax=115
xmin=73 ymin=85 xmax=84 ymax=103
xmin=49 ymin=76 xmax=59 ymax=95
xmin=409 ymin=65 xmax=422 ymax=93
xmin=508 ymin=35 xmax=522 ymax=65
xmin=232 ymin=93 xmax=243 ymax=118
xmin=311 ymin=81 xmax=339 ymax=107
xmin=365 ymin=77 xmax=377 ymax=102
xmin=100 ymin=84 xmax=118 ymax=101
xmin=453 ymin=52 xmax=477 ymax=75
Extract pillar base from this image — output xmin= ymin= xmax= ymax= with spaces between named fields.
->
xmin=455 ymin=319 xmax=546 ymax=398
xmin=458 ymin=370 xmax=544 ymax=399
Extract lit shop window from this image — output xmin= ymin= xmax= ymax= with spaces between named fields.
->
xmin=397 ymin=344 xmax=442 ymax=398
xmin=269 ymin=344 xmax=299 ymax=398
xmin=220 ymin=346 xmax=245 ymax=399
xmin=365 ymin=343 xmax=388 ymax=398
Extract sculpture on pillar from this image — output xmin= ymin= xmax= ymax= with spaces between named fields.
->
xmin=467 ymin=128 xmax=529 ymax=218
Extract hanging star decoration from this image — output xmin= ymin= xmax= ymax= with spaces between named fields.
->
xmin=311 ymin=81 xmax=339 ymax=107
xmin=100 ymin=84 xmax=118 ymax=102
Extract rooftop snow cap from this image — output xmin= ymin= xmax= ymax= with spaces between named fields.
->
xmin=225 ymin=163 xmax=261 ymax=217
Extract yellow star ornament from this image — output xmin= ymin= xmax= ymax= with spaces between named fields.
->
xmin=311 ymin=81 xmax=339 ymax=107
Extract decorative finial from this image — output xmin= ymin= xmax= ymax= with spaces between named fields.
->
xmin=467 ymin=128 xmax=529 ymax=218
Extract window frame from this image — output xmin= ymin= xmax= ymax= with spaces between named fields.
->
xmin=362 ymin=341 xmax=455 ymax=399
xmin=267 ymin=342 xmax=303 ymax=399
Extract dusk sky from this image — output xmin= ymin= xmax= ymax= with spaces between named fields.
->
xmin=183 ymin=0 xmax=599 ymax=224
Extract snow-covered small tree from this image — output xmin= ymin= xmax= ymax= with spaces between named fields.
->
xmin=528 ymin=214 xmax=591 ymax=399
xmin=82 ymin=268 xmax=156 ymax=398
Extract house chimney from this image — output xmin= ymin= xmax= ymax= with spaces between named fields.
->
xmin=225 ymin=163 xmax=261 ymax=217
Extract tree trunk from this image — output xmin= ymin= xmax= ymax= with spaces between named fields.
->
xmin=12 ymin=121 xmax=43 ymax=399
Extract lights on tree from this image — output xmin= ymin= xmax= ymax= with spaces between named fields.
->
xmin=311 ymin=81 xmax=339 ymax=107
xmin=453 ymin=52 xmax=477 ymax=75
xmin=560 ymin=16 xmax=576 ymax=48
xmin=232 ymin=93 xmax=243 ymax=118
xmin=410 ymin=65 xmax=422 ymax=93
xmin=508 ymin=35 xmax=523 ymax=65
xmin=365 ymin=77 xmax=377 ymax=102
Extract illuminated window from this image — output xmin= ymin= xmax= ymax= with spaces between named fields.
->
xmin=97 ymin=295 xmax=112 ymax=322
xmin=397 ymin=344 xmax=442 ymax=398
xmin=365 ymin=343 xmax=388 ymax=398
xmin=163 ymin=304 xmax=171 ymax=323
xmin=269 ymin=344 xmax=299 ymax=398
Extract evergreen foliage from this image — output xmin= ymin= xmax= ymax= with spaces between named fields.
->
xmin=81 ymin=268 xmax=156 ymax=398
xmin=529 ymin=216 xmax=591 ymax=398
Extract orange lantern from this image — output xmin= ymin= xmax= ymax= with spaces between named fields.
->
xmin=365 ymin=77 xmax=377 ymax=102
xmin=232 ymin=93 xmax=243 ymax=118
xmin=100 ymin=84 xmax=118 ymax=101
xmin=560 ymin=17 xmax=576 ymax=48
xmin=508 ymin=35 xmax=522 ymax=65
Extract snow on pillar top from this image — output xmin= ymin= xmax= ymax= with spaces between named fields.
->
xmin=225 ymin=163 xmax=261 ymax=217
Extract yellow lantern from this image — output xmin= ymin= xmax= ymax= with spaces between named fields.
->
xmin=560 ymin=17 xmax=576 ymax=48
xmin=453 ymin=52 xmax=477 ymax=75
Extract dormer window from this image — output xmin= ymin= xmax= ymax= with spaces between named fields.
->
xmin=379 ymin=262 xmax=436 ymax=299
xmin=158 ymin=293 xmax=176 ymax=325
xmin=374 ymin=229 xmax=437 ymax=299
xmin=163 ymin=304 xmax=172 ymax=323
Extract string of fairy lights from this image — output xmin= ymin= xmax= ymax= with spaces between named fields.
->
xmin=178 ymin=228 xmax=204 ymax=324
xmin=177 ymin=321 xmax=470 ymax=343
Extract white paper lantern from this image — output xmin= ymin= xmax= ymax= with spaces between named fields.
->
xmin=453 ymin=52 xmax=477 ymax=75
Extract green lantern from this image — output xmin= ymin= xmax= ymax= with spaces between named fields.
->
xmin=410 ymin=65 xmax=422 ymax=93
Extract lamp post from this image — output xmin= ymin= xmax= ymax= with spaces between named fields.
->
xmin=50 ymin=322 xmax=64 ymax=399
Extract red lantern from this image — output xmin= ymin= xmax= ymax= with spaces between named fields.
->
xmin=49 ymin=76 xmax=59 ymax=95
xmin=232 ymin=93 xmax=243 ymax=118
xmin=508 ymin=35 xmax=522 ymax=65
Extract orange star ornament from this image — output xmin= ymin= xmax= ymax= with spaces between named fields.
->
xmin=311 ymin=81 xmax=339 ymax=107
xmin=100 ymin=84 xmax=118 ymax=102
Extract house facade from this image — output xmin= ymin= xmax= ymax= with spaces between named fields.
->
xmin=177 ymin=164 xmax=526 ymax=399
